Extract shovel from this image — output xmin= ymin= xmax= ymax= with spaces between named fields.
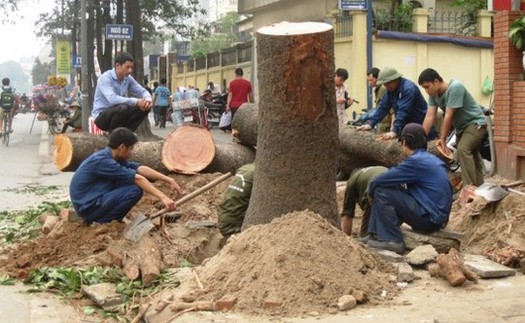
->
xmin=123 ymin=172 xmax=233 ymax=241
xmin=474 ymin=182 xmax=525 ymax=202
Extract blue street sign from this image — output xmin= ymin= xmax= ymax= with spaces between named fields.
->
xmin=73 ymin=55 xmax=82 ymax=68
xmin=105 ymin=24 xmax=134 ymax=41
xmin=339 ymin=0 xmax=367 ymax=10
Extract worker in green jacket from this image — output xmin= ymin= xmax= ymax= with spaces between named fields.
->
xmin=341 ymin=166 xmax=388 ymax=239
xmin=217 ymin=163 xmax=254 ymax=237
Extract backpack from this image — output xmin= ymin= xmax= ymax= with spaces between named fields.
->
xmin=0 ymin=88 xmax=15 ymax=109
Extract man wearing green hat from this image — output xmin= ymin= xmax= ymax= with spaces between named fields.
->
xmin=356 ymin=67 xmax=433 ymax=141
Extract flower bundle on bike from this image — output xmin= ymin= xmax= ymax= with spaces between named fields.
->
xmin=32 ymin=76 xmax=67 ymax=115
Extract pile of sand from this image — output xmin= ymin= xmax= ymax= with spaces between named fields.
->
xmin=197 ymin=210 xmax=398 ymax=316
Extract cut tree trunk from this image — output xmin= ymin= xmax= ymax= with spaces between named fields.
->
xmin=54 ymin=133 xmax=169 ymax=173
xmin=232 ymin=103 xmax=258 ymax=147
xmin=162 ymin=124 xmax=215 ymax=174
xmin=243 ymin=22 xmax=339 ymax=229
xmin=339 ymin=127 xmax=445 ymax=167
xmin=202 ymin=143 xmax=256 ymax=173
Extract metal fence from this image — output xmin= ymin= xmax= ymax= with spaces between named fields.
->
xmin=334 ymin=12 xmax=353 ymax=37
xmin=428 ymin=10 xmax=477 ymax=36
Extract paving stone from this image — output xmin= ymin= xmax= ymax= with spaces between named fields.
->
xmin=463 ymin=254 xmax=517 ymax=278
xmin=396 ymin=263 xmax=414 ymax=282
xmin=406 ymin=245 xmax=438 ymax=265
xmin=81 ymin=283 xmax=124 ymax=312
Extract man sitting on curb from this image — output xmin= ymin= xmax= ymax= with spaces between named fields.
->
xmin=365 ymin=123 xmax=453 ymax=253
xmin=69 ymin=127 xmax=181 ymax=224
xmin=340 ymin=166 xmax=388 ymax=238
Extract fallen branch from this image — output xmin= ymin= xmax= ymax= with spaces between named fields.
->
xmin=192 ymin=268 xmax=204 ymax=290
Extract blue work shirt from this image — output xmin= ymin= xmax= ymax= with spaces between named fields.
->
xmin=368 ymin=78 xmax=428 ymax=136
xmin=368 ymin=149 xmax=452 ymax=225
xmin=70 ymin=147 xmax=140 ymax=215
xmin=154 ymin=86 xmax=171 ymax=106
xmin=92 ymin=69 xmax=152 ymax=118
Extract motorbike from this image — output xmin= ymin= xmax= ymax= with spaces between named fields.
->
xmin=204 ymin=93 xmax=228 ymax=129
xmin=444 ymin=107 xmax=494 ymax=175
xmin=170 ymin=97 xmax=208 ymax=128
xmin=45 ymin=101 xmax=71 ymax=134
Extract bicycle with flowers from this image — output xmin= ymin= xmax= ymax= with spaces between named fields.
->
xmin=32 ymin=76 xmax=71 ymax=134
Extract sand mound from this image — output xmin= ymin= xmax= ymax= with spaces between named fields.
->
xmin=197 ymin=210 xmax=397 ymax=316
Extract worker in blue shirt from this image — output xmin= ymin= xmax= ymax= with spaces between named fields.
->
xmin=70 ymin=128 xmax=181 ymax=224
xmin=356 ymin=67 xmax=435 ymax=141
xmin=364 ymin=123 xmax=453 ymax=253
xmin=92 ymin=52 xmax=152 ymax=133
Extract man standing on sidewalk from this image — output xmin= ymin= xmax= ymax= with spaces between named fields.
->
xmin=226 ymin=67 xmax=253 ymax=119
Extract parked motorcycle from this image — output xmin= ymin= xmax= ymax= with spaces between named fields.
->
xmin=444 ymin=107 xmax=494 ymax=175
xmin=204 ymin=93 xmax=228 ymax=129
xmin=45 ymin=101 xmax=71 ymax=134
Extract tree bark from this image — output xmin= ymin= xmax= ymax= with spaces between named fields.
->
xmin=232 ymin=103 xmax=258 ymax=147
xmin=428 ymin=248 xmax=479 ymax=287
xmin=243 ymin=22 xmax=339 ymax=229
xmin=54 ymin=133 xmax=169 ymax=174
xmin=202 ymin=143 xmax=256 ymax=173
xmin=132 ymin=235 xmax=163 ymax=287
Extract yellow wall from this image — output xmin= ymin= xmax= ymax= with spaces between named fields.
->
xmin=173 ymin=62 xmax=252 ymax=93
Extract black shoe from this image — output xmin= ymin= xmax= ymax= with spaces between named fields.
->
xmin=367 ymin=239 xmax=405 ymax=253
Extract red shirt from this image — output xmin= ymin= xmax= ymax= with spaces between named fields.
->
xmin=229 ymin=78 xmax=252 ymax=108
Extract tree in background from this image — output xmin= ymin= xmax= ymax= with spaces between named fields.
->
xmin=29 ymin=0 xmax=208 ymax=138
xmin=31 ymin=58 xmax=53 ymax=86
xmin=191 ymin=12 xmax=241 ymax=57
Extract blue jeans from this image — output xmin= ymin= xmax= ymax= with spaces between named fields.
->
xmin=368 ymin=186 xmax=441 ymax=242
xmin=81 ymin=185 xmax=143 ymax=224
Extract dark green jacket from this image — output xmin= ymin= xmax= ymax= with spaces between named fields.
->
xmin=217 ymin=163 xmax=254 ymax=236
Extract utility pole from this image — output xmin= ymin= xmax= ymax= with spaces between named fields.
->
xmin=80 ymin=0 xmax=89 ymax=132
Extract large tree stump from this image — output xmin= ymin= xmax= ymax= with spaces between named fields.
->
xmin=243 ymin=22 xmax=339 ymax=229
xmin=54 ymin=133 xmax=169 ymax=173
xmin=232 ymin=102 xmax=258 ymax=147
xmin=162 ymin=124 xmax=215 ymax=174
xmin=202 ymin=143 xmax=255 ymax=173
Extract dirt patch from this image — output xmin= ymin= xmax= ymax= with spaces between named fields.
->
xmin=447 ymin=177 xmax=525 ymax=267
xmin=196 ymin=210 xmax=398 ymax=316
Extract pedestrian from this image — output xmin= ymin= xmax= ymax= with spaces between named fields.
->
xmin=207 ymin=81 xmax=221 ymax=95
xmin=418 ymin=68 xmax=488 ymax=187
xmin=340 ymin=166 xmax=388 ymax=238
xmin=217 ymin=163 xmax=254 ymax=237
xmin=0 ymin=77 xmax=16 ymax=135
xmin=92 ymin=52 xmax=152 ymax=133
xmin=356 ymin=67 xmax=434 ymax=141
xmin=61 ymin=101 xmax=82 ymax=133
xmin=152 ymin=78 xmax=172 ymax=128
xmin=226 ymin=67 xmax=253 ymax=120
xmin=335 ymin=68 xmax=354 ymax=126
xmin=365 ymin=123 xmax=453 ymax=253
xmin=366 ymin=67 xmax=392 ymax=134
xmin=69 ymin=127 xmax=181 ymax=224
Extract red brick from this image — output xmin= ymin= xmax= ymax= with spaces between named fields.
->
xmin=262 ymin=300 xmax=282 ymax=308
xmin=216 ymin=296 xmax=237 ymax=311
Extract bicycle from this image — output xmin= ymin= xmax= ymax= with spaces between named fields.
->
xmin=2 ymin=108 xmax=13 ymax=146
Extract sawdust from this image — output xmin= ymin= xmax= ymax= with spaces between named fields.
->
xmin=196 ymin=210 xmax=398 ymax=316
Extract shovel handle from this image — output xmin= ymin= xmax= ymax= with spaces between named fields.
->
xmin=148 ymin=172 xmax=233 ymax=221
xmin=176 ymin=172 xmax=234 ymax=206
xmin=507 ymin=187 xmax=525 ymax=197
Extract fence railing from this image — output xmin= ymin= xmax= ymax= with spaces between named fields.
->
xmin=428 ymin=10 xmax=477 ymax=36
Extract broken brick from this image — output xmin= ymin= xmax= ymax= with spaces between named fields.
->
xmin=262 ymin=300 xmax=282 ymax=308
xmin=216 ymin=296 xmax=237 ymax=311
